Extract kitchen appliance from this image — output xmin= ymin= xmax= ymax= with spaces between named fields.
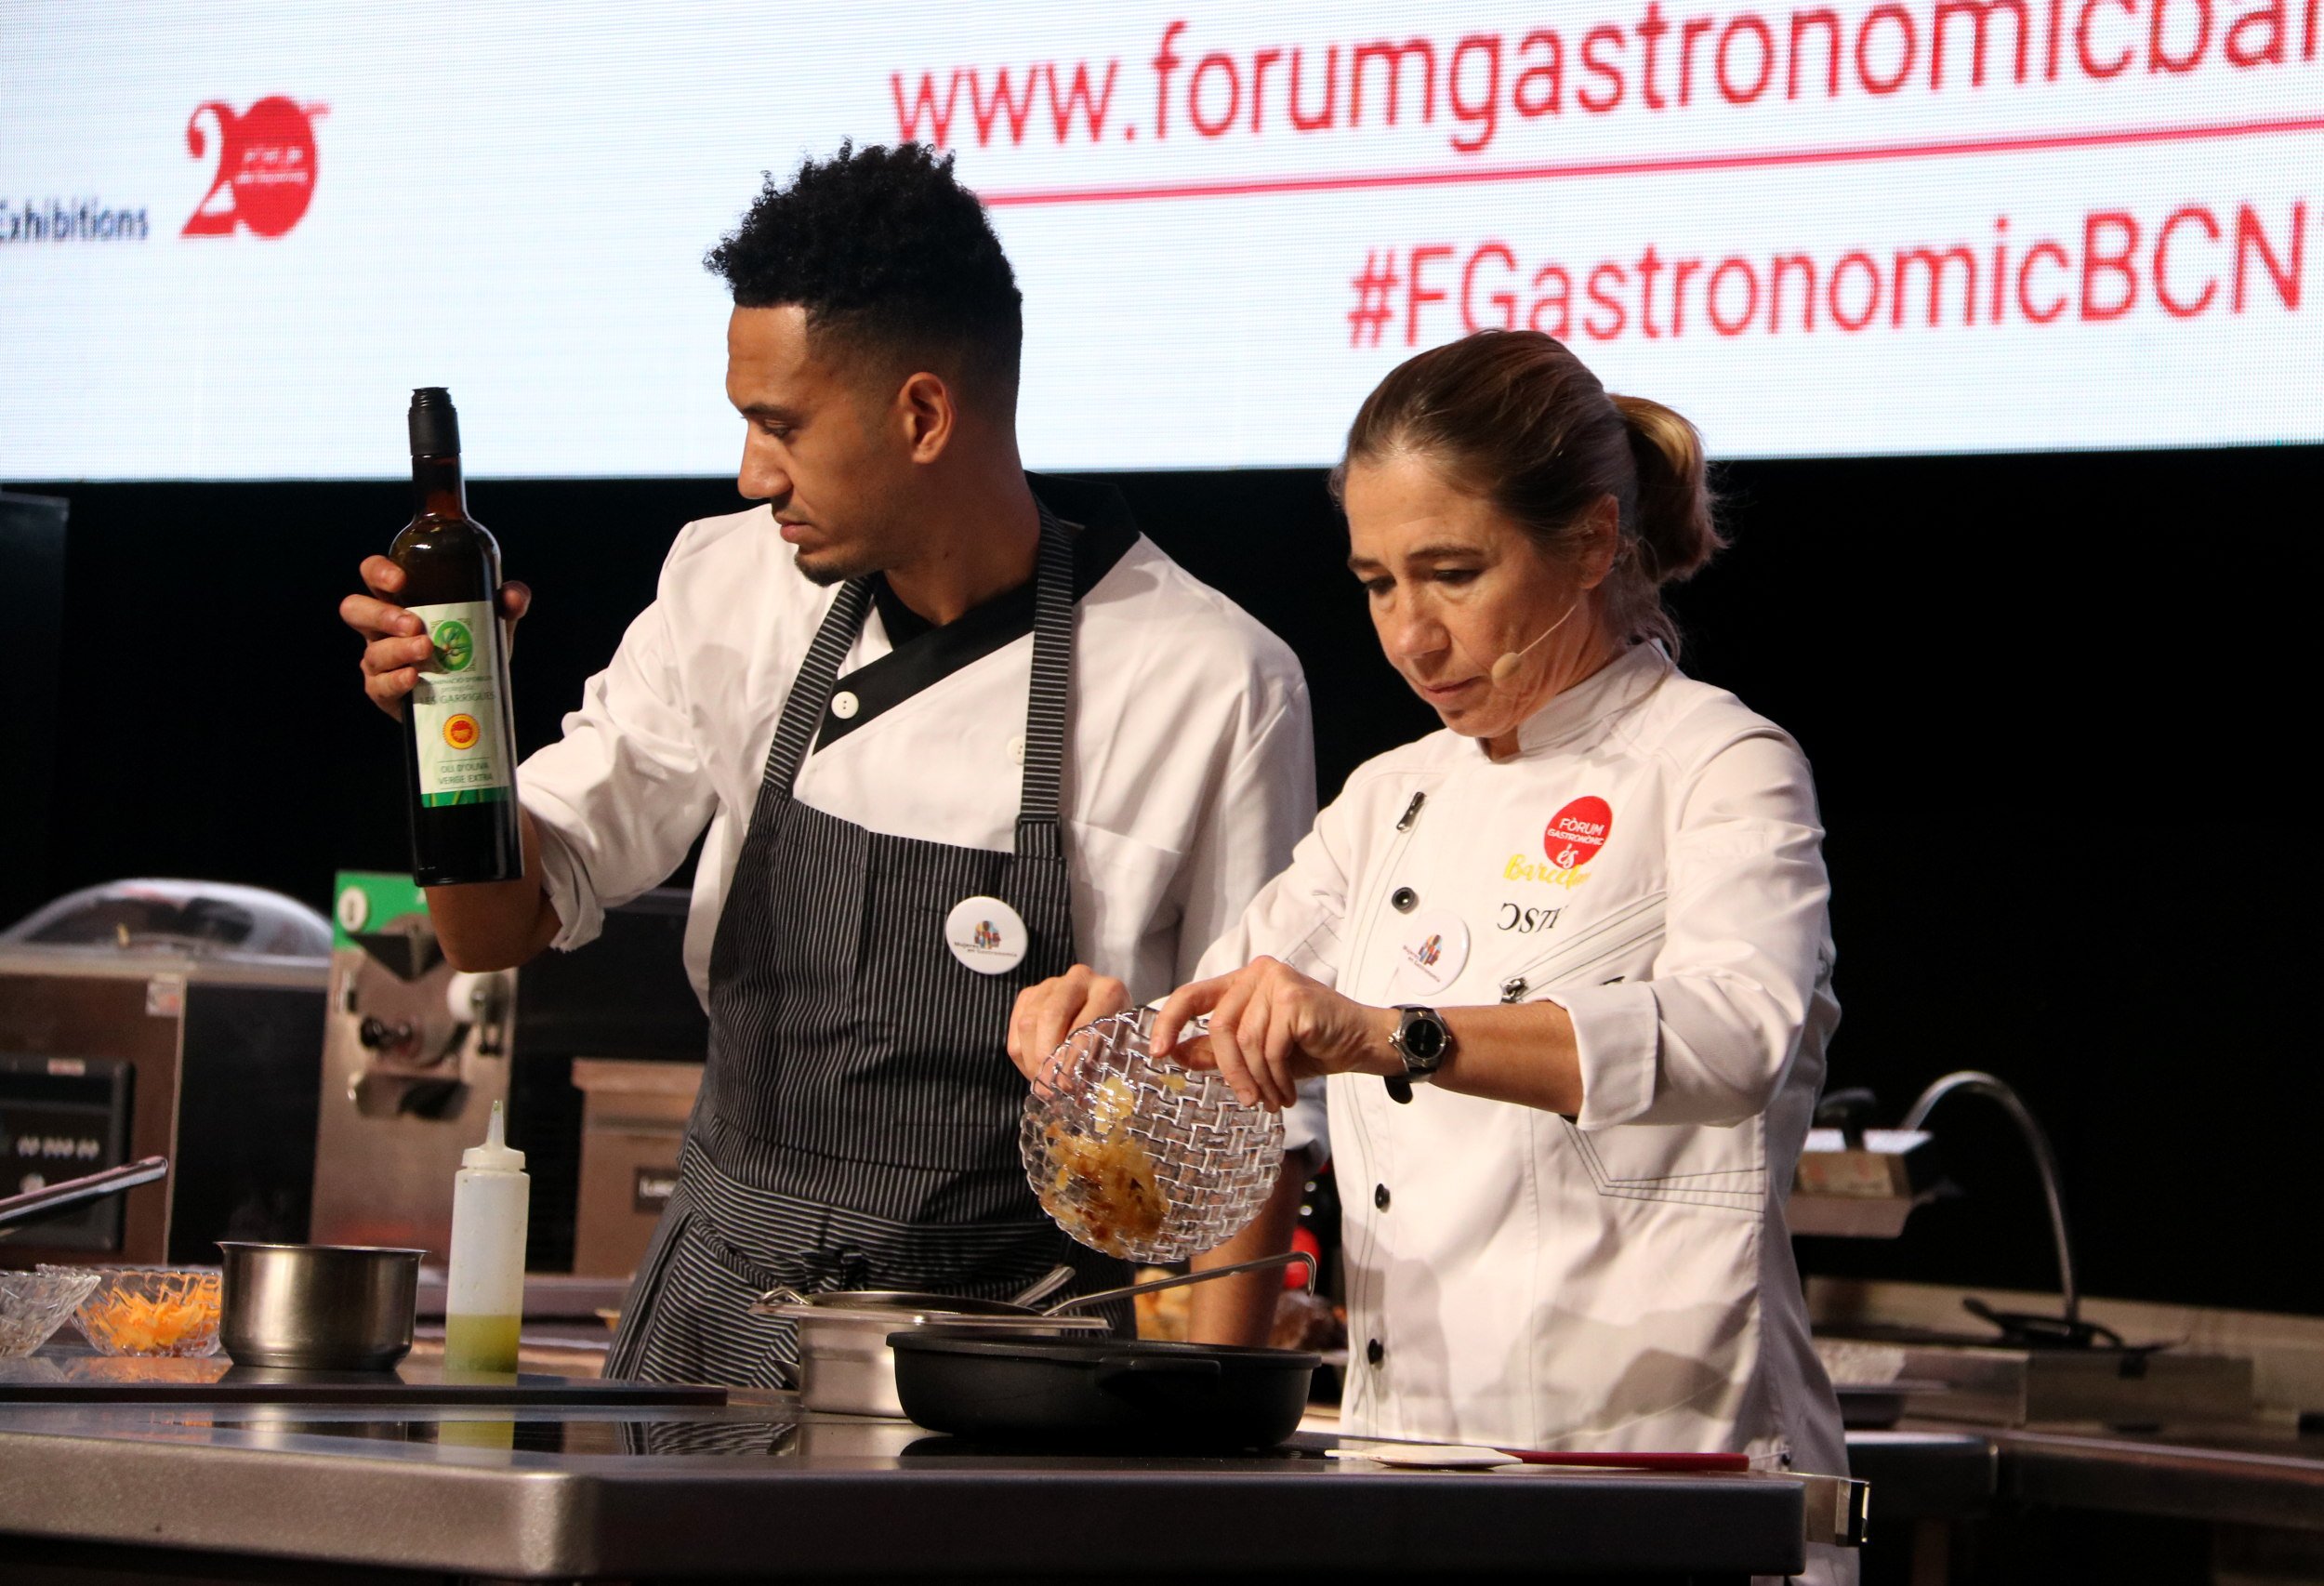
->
xmin=1789 ymin=1086 xmax=1941 ymax=1237
xmin=218 ymin=1242 xmax=424 ymax=1370
xmin=0 ymin=881 xmax=330 ymax=1268
xmin=311 ymin=878 xmax=707 ymax=1275
xmin=1023 ymin=1007 xmax=1284 ymax=1262
xmin=1804 ymin=1071 xmax=2255 ymax=1428
xmin=1873 ymin=1338 xmax=2251 ymax=1426
xmin=309 ymin=872 xmax=514 ymax=1263
xmin=891 ymin=1329 xmax=1321 ymax=1450
xmin=570 ymin=1059 xmax=700 ymax=1278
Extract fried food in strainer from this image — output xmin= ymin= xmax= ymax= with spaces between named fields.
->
xmin=1021 ymin=1009 xmax=1284 ymax=1264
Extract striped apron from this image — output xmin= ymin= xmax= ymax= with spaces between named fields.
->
xmin=607 ymin=509 xmax=1130 ymax=1388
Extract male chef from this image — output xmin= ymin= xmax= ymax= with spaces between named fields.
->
xmin=340 ymin=143 xmax=1314 ymax=1385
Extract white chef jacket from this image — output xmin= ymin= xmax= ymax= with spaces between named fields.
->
xmin=518 ymin=482 xmax=1316 ymax=1027
xmin=1198 ymin=641 xmax=1848 ymax=1484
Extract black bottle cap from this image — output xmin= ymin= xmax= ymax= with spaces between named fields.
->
xmin=408 ymin=387 xmax=460 ymax=457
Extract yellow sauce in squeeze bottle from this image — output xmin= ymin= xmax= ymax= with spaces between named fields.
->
xmin=443 ymin=1101 xmax=528 ymax=1373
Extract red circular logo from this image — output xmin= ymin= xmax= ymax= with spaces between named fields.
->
xmin=182 ymin=97 xmax=325 ymax=239
xmin=1543 ymin=797 xmax=1613 ymax=870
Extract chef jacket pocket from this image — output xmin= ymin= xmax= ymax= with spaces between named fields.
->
xmin=1561 ymin=1116 xmax=1766 ymax=1218
xmin=1067 ymin=823 xmax=1183 ymax=964
xmin=1496 ymin=891 xmax=1667 ymax=1004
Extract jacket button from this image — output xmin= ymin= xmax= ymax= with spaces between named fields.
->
xmin=1367 ymin=1338 xmax=1385 ymax=1366
xmin=830 ymin=691 xmax=860 ymax=720
xmin=1374 ymin=1183 xmax=1391 ymax=1211
xmin=1391 ymin=887 xmax=1418 ymax=913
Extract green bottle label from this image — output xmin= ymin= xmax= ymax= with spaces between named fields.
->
xmin=408 ymin=600 xmax=511 ymax=807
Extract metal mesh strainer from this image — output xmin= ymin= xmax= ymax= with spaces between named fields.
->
xmin=1021 ymin=1008 xmax=1285 ymax=1263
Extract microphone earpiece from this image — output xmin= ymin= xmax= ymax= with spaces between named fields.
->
xmin=1487 ymin=598 xmax=1585 ymax=691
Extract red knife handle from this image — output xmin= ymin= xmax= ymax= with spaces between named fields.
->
xmin=1497 ymin=1449 xmax=1753 ymax=1472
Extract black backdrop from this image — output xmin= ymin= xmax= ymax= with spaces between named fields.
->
xmin=8 ymin=443 xmax=2313 ymax=1315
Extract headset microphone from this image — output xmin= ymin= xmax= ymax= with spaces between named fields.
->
xmin=1488 ymin=599 xmax=1585 ymax=689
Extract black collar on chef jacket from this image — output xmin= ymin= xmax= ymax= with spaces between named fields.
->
xmin=812 ymin=473 xmax=1141 ymax=751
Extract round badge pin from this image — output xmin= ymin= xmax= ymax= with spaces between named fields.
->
xmin=944 ymin=895 xmax=1029 ymax=975
xmin=1390 ymin=909 xmax=1471 ymax=996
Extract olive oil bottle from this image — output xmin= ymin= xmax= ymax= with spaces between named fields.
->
xmin=391 ymin=388 xmax=522 ymax=885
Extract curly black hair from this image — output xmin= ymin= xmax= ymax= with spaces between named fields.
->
xmin=707 ymin=142 xmax=1023 ymax=404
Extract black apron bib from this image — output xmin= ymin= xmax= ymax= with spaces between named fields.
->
xmin=607 ymin=510 xmax=1130 ymax=1388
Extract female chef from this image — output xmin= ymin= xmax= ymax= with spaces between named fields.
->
xmin=1010 ymin=329 xmax=1850 ymax=1497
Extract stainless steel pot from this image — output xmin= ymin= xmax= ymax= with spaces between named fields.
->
xmin=218 ymin=1241 xmax=425 ymax=1370
xmin=751 ymin=1289 xmax=1109 ymax=1418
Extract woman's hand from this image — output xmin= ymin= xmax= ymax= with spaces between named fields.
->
xmin=1150 ymin=957 xmax=1395 ymax=1110
xmin=1006 ymin=965 xmax=1130 ymax=1081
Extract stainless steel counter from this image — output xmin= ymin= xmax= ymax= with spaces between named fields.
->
xmin=1985 ymin=1421 xmax=2324 ymax=1531
xmin=0 ymin=1395 xmax=1812 ymax=1583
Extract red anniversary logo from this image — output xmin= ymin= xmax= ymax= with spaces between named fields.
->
xmin=182 ymin=97 xmax=326 ymax=238
xmin=1543 ymin=796 xmax=1613 ymax=870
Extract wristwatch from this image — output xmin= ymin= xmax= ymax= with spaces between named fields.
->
xmin=1385 ymin=1005 xmax=1453 ymax=1104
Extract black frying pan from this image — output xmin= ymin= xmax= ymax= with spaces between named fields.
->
xmin=890 ymin=1327 xmax=1320 ymax=1451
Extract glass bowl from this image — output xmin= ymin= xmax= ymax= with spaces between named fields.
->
xmin=0 ymin=1269 xmax=102 ymax=1357
xmin=1021 ymin=1009 xmax=1284 ymax=1263
xmin=39 ymin=1265 xmax=223 ymax=1357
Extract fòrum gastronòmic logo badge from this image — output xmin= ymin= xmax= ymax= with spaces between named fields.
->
xmin=1504 ymin=796 xmax=1613 ymax=890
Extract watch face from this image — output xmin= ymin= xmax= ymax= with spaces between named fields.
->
xmin=1400 ymin=1009 xmax=1447 ymax=1064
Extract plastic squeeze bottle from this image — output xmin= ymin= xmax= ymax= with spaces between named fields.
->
xmin=443 ymin=1101 xmax=528 ymax=1372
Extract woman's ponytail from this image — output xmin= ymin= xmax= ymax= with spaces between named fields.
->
xmin=1610 ymin=394 xmax=1723 ymax=586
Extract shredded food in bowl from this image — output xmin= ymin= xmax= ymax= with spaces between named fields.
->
xmin=79 ymin=1277 xmax=221 ymax=1356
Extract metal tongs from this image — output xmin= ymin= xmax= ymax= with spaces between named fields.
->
xmin=751 ymin=1250 xmax=1318 ymax=1323
xmin=1041 ymin=1249 xmax=1316 ymax=1315
xmin=0 ymin=1156 xmax=169 ymax=1238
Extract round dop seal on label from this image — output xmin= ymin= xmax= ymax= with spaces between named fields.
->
xmin=944 ymin=895 xmax=1029 ymax=975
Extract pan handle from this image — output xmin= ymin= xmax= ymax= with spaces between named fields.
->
xmin=750 ymin=1288 xmax=811 ymax=1315
xmin=0 ymin=1156 xmax=169 ymax=1234
xmin=1095 ymin=1354 xmax=1225 ymax=1387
